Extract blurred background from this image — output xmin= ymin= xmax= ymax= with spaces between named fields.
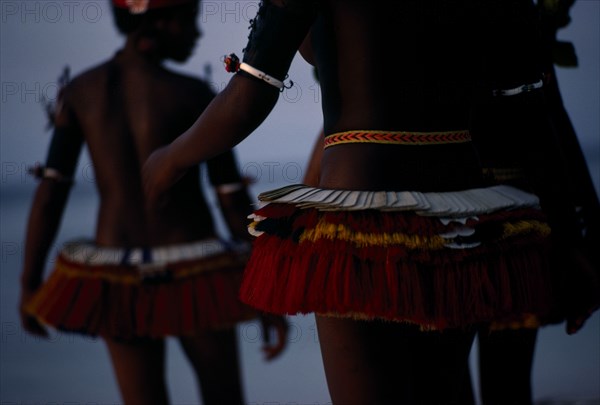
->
xmin=1 ymin=1 xmax=598 ymax=404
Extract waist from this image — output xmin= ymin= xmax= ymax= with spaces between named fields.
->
xmin=59 ymin=238 xmax=249 ymax=266
xmin=324 ymin=130 xmax=471 ymax=148
xmin=319 ymin=131 xmax=483 ymax=191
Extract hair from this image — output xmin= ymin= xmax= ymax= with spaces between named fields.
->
xmin=110 ymin=3 xmax=195 ymax=35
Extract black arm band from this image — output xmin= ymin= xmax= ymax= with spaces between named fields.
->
xmin=242 ymin=0 xmax=318 ymax=81
xmin=44 ymin=126 xmax=83 ymax=180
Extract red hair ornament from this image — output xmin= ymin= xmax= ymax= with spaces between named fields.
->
xmin=113 ymin=0 xmax=193 ymax=14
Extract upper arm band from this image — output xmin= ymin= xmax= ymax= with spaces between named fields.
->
xmin=240 ymin=0 xmax=318 ymax=82
xmin=42 ymin=125 xmax=83 ymax=181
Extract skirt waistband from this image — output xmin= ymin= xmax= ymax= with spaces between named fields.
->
xmin=323 ymin=130 xmax=471 ymax=149
xmin=255 ymin=184 xmax=539 ymax=217
xmin=60 ymin=238 xmax=249 ymax=266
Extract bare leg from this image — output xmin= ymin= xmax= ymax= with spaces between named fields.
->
xmin=458 ymin=361 xmax=476 ymax=405
xmin=179 ymin=328 xmax=245 ymax=405
xmin=104 ymin=337 xmax=169 ymax=405
xmin=316 ymin=316 xmax=475 ymax=405
xmin=478 ymin=328 xmax=537 ymax=405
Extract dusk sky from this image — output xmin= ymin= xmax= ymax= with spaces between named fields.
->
xmin=1 ymin=1 xmax=598 ymax=191
xmin=1 ymin=1 xmax=323 ymax=189
xmin=1 ymin=1 xmax=599 ymax=403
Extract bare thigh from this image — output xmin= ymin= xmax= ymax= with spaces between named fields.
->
xmin=316 ymin=316 xmax=475 ymax=405
xmin=178 ymin=328 xmax=244 ymax=405
xmin=104 ymin=337 xmax=169 ymax=405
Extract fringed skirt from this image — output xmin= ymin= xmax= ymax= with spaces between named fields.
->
xmin=26 ymin=238 xmax=257 ymax=339
xmin=240 ymin=184 xmax=556 ymax=330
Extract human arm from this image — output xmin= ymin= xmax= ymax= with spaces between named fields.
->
xmin=20 ymin=97 xmax=84 ymax=336
xmin=143 ymin=0 xmax=317 ymax=201
xmin=545 ymin=76 xmax=600 ymax=334
xmin=260 ymin=312 xmax=289 ymax=361
xmin=206 ymin=149 xmax=255 ymax=242
xmin=143 ymin=72 xmax=279 ymax=202
xmin=535 ymin=0 xmax=600 ymax=332
xmin=20 ymin=180 xmax=72 ymax=337
xmin=208 ymin=150 xmax=291 ymax=358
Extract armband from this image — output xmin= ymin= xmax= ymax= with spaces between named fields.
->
xmin=216 ymin=182 xmax=246 ymax=194
xmin=224 ymin=0 xmax=317 ymax=90
xmin=223 ymin=53 xmax=291 ymax=90
xmin=28 ymin=163 xmax=74 ymax=184
xmin=492 ymin=79 xmax=543 ymax=97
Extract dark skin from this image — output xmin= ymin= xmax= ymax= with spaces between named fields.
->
xmin=144 ymin=2 xmax=478 ymax=403
xmin=143 ymin=1 xmax=593 ymax=403
xmin=538 ymin=0 xmax=600 ymax=330
xmin=20 ymin=3 xmax=287 ymax=405
xmin=302 ymin=132 xmax=476 ymax=404
xmin=144 ymin=1 xmax=483 ymax=196
xmin=460 ymin=1 xmax=599 ymax=403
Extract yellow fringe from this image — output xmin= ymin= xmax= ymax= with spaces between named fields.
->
xmin=489 ymin=313 xmax=541 ymax=330
xmin=300 ymin=222 xmax=447 ymax=249
xmin=503 ymin=220 xmax=551 ymax=238
xmin=299 ymin=218 xmax=551 ymax=249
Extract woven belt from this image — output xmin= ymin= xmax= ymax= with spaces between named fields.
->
xmin=324 ymin=130 xmax=471 ymax=149
xmin=59 ymin=238 xmax=248 ymax=266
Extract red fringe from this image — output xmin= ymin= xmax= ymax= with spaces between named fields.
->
xmin=27 ymin=255 xmax=257 ymax=339
xmin=241 ymin=206 xmax=556 ymax=330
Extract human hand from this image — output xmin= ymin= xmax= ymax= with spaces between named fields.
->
xmin=260 ymin=313 xmax=289 ymax=361
xmin=19 ymin=288 xmax=49 ymax=338
xmin=142 ymin=145 xmax=186 ymax=206
xmin=564 ymin=247 xmax=600 ymax=335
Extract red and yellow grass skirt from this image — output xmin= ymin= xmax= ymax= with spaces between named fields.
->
xmin=26 ymin=239 xmax=257 ymax=339
xmin=240 ymin=185 xmax=557 ymax=330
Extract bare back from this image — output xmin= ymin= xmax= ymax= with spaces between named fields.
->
xmin=63 ymin=52 xmax=218 ymax=246
xmin=312 ymin=0 xmax=483 ymax=191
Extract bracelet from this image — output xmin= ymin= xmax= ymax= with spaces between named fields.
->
xmin=28 ymin=163 xmax=73 ymax=184
xmin=492 ymin=80 xmax=543 ymax=97
xmin=223 ymin=53 xmax=292 ymax=91
xmin=216 ymin=182 xmax=245 ymax=194
xmin=238 ymin=63 xmax=284 ymax=89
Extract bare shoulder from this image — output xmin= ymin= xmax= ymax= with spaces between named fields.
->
xmin=161 ymin=68 xmax=215 ymax=112
xmin=49 ymin=61 xmax=114 ymax=128
xmin=60 ymin=61 xmax=115 ymax=106
xmin=171 ymin=71 xmax=214 ymax=100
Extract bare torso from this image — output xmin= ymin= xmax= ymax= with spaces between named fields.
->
xmin=311 ymin=1 xmax=483 ymax=191
xmin=65 ymin=51 xmax=217 ymax=247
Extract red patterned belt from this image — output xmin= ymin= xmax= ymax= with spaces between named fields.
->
xmin=324 ymin=130 xmax=471 ymax=148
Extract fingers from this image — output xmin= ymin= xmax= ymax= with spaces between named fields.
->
xmin=563 ymin=247 xmax=600 ymax=335
xmin=21 ymin=314 xmax=49 ymax=338
xmin=565 ymin=301 xmax=599 ymax=335
xmin=142 ymin=146 xmax=188 ymax=206
xmin=141 ymin=149 xmax=164 ymax=203
xmin=20 ymin=290 xmax=49 ymax=338
xmin=566 ymin=313 xmax=590 ymax=335
xmin=142 ymin=147 xmax=173 ymax=202
xmin=260 ymin=314 xmax=289 ymax=361
xmin=261 ymin=323 xmax=287 ymax=361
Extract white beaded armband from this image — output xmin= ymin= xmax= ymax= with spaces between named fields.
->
xmin=28 ymin=163 xmax=73 ymax=184
xmin=492 ymin=79 xmax=543 ymax=97
xmin=216 ymin=182 xmax=245 ymax=194
xmin=223 ymin=53 xmax=292 ymax=91
xmin=239 ymin=63 xmax=284 ymax=89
